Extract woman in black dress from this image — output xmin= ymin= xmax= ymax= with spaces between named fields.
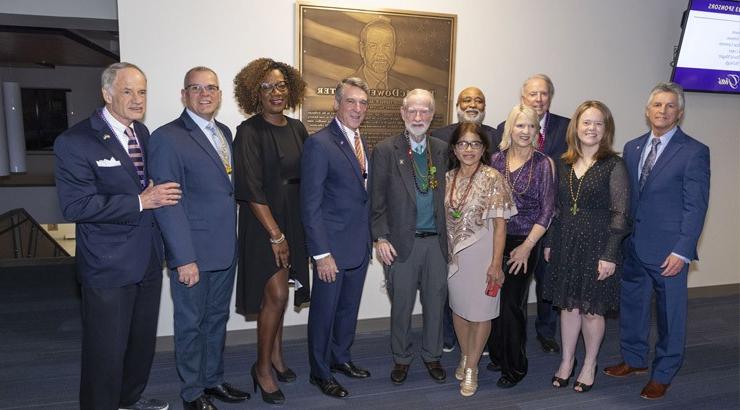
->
xmin=543 ymin=101 xmax=629 ymax=392
xmin=233 ymin=58 xmax=310 ymax=404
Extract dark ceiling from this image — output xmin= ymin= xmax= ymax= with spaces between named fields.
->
xmin=0 ymin=24 xmax=118 ymax=68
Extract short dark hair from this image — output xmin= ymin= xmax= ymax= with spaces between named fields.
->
xmin=448 ymin=122 xmax=491 ymax=170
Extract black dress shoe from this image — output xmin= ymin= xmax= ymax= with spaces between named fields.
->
xmin=424 ymin=361 xmax=447 ymax=383
xmin=537 ymin=335 xmax=561 ymax=353
xmin=487 ymin=361 xmax=501 ymax=372
xmin=183 ymin=395 xmax=216 ymax=410
xmin=330 ymin=361 xmax=371 ymax=378
xmin=251 ymin=364 xmax=286 ymax=404
xmin=204 ymin=383 xmax=249 ymax=403
xmin=390 ymin=363 xmax=409 ymax=385
xmin=496 ymin=376 xmax=518 ymax=388
xmin=309 ymin=375 xmax=348 ymax=398
xmin=273 ymin=365 xmax=297 ymax=382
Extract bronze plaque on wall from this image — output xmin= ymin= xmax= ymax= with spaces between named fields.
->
xmin=296 ymin=3 xmax=457 ymax=151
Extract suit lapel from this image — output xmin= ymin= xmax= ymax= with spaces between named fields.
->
xmin=644 ymin=129 xmax=686 ymax=189
xmin=91 ymin=114 xmax=141 ymax=188
xmin=330 ymin=120 xmax=365 ymax=186
xmin=629 ymin=133 xmax=649 ymax=194
xmin=181 ymin=111 xmax=231 ymax=184
xmin=429 ymin=138 xmax=447 ymax=214
xmin=393 ymin=135 xmax=416 ymax=200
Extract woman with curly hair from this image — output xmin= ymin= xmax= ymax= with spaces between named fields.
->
xmin=233 ymin=58 xmax=309 ymax=404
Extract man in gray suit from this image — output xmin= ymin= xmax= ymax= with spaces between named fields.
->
xmin=370 ymin=89 xmax=449 ymax=385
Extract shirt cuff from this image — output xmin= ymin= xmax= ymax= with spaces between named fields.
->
xmin=313 ymin=253 xmax=330 ymax=260
xmin=671 ymin=252 xmax=690 ymax=263
xmin=137 ymin=195 xmax=143 ymax=212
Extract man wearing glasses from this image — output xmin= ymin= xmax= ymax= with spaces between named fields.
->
xmin=370 ymin=89 xmax=449 ymax=385
xmin=149 ymin=66 xmax=249 ymax=409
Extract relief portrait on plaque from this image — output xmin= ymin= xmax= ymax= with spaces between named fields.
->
xmin=297 ymin=3 xmax=457 ymax=151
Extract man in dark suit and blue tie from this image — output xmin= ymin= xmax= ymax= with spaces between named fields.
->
xmin=604 ymin=82 xmax=710 ymax=400
xmin=149 ymin=67 xmax=249 ymax=410
xmin=54 ymin=62 xmax=181 ymax=410
xmin=301 ymin=77 xmax=372 ymax=398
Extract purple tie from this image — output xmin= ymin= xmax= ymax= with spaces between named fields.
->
xmin=639 ymin=138 xmax=661 ymax=191
xmin=125 ymin=126 xmax=146 ymax=188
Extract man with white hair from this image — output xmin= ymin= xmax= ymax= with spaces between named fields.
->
xmin=371 ymin=89 xmax=449 ymax=385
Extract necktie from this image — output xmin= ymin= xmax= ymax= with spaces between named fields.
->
xmin=537 ymin=131 xmax=545 ymax=151
xmin=639 ymin=138 xmax=661 ymax=191
xmin=353 ymin=131 xmax=366 ymax=174
xmin=206 ymin=123 xmax=232 ymax=175
xmin=124 ymin=126 xmax=146 ymax=188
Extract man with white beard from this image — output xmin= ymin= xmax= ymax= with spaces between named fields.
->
xmin=431 ymin=87 xmax=500 ymax=150
xmin=370 ymin=89 xmax=450 ymax=385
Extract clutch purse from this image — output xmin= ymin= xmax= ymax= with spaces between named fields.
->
xmin=485 ymin=281 xmax=501 ymax=297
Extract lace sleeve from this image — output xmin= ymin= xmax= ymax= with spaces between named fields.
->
xmin=483 ymin=168 xmax=517 ymax=220
xmin=601 ymin=157 xmax=631 ymax=263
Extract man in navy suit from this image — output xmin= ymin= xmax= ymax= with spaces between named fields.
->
xmin=54 ymin=62 xmax=180 ymax=410
xmin=604 ymin=82 xmax=710 ymax=400
xmin=301 ymin=77 xmax=372 ymax=398
xmin=149 ymin=67 xmax=248 ymax=410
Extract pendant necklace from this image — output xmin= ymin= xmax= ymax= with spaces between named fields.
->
xmin=568 ymin=159 xmax=596 ymax=215
xmin=504 ymin=148 xmax=534 ymax=196
xmin=447 ymin=162 xmax=481 ymax=219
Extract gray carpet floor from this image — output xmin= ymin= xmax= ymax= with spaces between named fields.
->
xmin=0 ymin=267 xmax=737 ymax=409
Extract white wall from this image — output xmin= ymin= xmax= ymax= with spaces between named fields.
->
xmin=118 ymin=0 xmax=740 ymax=336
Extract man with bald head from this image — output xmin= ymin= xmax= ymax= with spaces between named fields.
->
xmin=371 ymin=89 xmax=449 ymax=385
xmin=431 ymin=87 xmax=500 ymax=149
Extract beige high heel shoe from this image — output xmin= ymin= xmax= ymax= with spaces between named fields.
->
xmin=455 ymin=355 xmax=467 ymax=381
xmin=460 ymin=368 xmax=478 ymax=397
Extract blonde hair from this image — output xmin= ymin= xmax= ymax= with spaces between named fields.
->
xmin=499 ymin=104 xmax=540 ymax=151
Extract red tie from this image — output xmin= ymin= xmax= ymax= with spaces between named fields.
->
xmin=537 ymin=131 xmax=545 ymax=151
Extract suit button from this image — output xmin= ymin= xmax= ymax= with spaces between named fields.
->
xmin=229 ymin=192 xmax=233 ymax=197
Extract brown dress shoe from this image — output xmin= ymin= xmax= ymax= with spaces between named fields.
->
xmin=640 ymin=380 xmax=670 ymax=399
xmin=424 ymin=361 xmax=447 ymax=383
xmin=390 ymin=363 xmax=410 ymax=385
xmin=603 ymin=362 xmax=648 ymax=377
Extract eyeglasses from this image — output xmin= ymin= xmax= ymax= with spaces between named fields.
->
xmin=455 ymin=140 xmax=483 ymax=150
xmin=260 ymin=81 xmax=288 ymax=93
xmin=185 ymin=84 xmax=220 ymax=94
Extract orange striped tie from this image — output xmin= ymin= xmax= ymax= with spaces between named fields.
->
xmin=353 ymin=131 xmax=365 ymax=174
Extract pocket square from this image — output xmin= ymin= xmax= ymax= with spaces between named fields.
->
xmin=96 ymin=157 xmax=122 ymax=167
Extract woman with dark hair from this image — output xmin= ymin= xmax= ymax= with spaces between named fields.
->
xmin=488 ymin=104 xmax=556 ymax=388
xmin=445 ymin=122 xmax=516 ymax=397
xmin=233 ymin=58 xmax=310 ymax=404
xmin=544 ymin=100 xmax=630 ymax=393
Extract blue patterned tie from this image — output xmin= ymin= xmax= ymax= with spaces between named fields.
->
xmin=639 ymin=138 xmax=661 ymax=191
xmin=125 ymin=126 xmax=146 ymax=188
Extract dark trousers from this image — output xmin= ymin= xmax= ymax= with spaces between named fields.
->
xmin=534 ymin=243 xmax=558 ymax=339
xmin=79 ymin=254 xmax=162 ymax=410
xmin=171 ymin=261 xmax=236 ymax=401
xmin=307 ymin=255 xmax=369 ymax=380
xmin=442 ymin=302 xmax=457 ymax=347
xmin=488 ymin=236 xmax=537 ymax=382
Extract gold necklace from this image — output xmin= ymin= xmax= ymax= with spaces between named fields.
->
xmin=448 ymin=163 xmax=481 ymax=219
xmin=568 ymin=159 xmax=596 ymax=215
xmin=504 ymin=149 xmax=534 ymax=196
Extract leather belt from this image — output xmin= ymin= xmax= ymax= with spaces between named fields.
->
xmin=282 ymin=178 xmax=301 ymax=185
xmin=415 ymin=231 xmax=438 ymax=238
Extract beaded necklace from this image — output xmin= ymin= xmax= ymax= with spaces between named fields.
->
xmin=405 ymin=132 xmax=438 ymax=193
xmin=568 ymin=159 xmax=596 ymax=215
xmin=504 ymin=148 xmax=534 ymax=196
xmin=447 ymin=162 xmax=481 ymax=219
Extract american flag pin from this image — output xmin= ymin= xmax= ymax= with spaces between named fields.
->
xmin=103 ymin=134 xmax=111 ymax=140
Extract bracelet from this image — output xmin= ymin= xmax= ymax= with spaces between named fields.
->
xmin=269 ymin=233 xmax=286 ymax=244
xmin=525 ymin=237 xmax=537 ymax=245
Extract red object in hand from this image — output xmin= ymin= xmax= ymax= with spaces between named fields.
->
xmin=486 ymin=282 xmax=501 ymax=297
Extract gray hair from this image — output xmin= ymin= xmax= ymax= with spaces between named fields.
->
xmin=402 ymin=88 xmax=435 ymax=112
xmin=184 ymin=66 xmax=217 ymax=88
xmin=335 ymin=77 xmax=369 ymax=104
xmin=101 ymin=62 xmax=145 ymax=90
xmin=521 ymin=73 xmax=555 ymax=97
xmin=646 ymin=82 xmax=685 ymax=111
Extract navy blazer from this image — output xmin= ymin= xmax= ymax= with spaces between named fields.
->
xmin=494 ymin=111 xmax=570 ymax=160
xmin=300 ymin=119 xmax=371 ymax=270
xmin=54 ymin=110 xmax=163 ymax=287
xmin=148 ymin=110 xmax=237 ymax=271
xmin=623 ymin=127 xmax=710 ymax=265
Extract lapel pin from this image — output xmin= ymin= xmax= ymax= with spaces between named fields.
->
xmin=103 ymin=134 xmax=111 ymax=140
xmin=399 ymin=159 xmax=404 ymax=165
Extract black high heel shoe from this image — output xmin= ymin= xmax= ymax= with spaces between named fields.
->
xmin=573 ymin=365 xmax=598 ymax=393
xmin=251 ymin=364 xmax=286 ymax=404
xmin=273 ymin=365 xmax=297 ymax=383
xmin=551 ymin=358 xmax=578 ymax=388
